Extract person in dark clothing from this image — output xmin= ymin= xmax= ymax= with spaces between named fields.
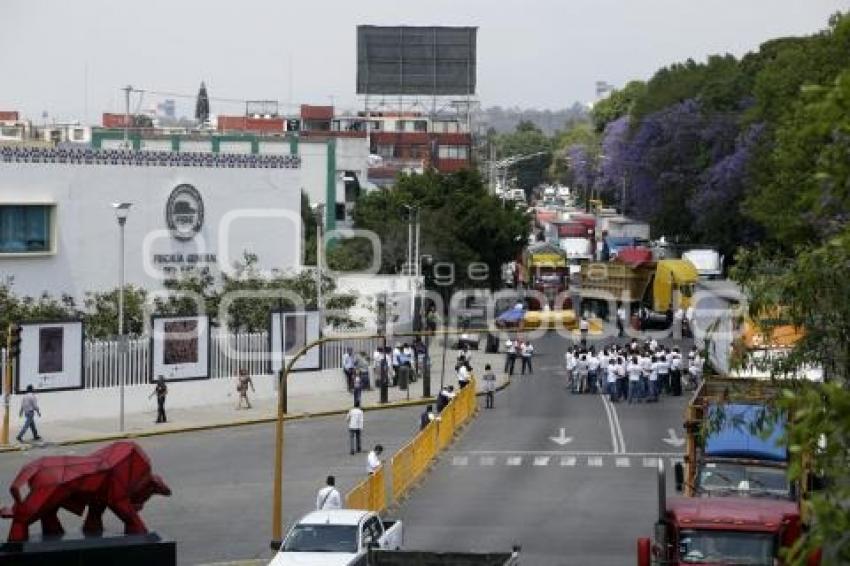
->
xmin=149 ymin=375 xmax=168 ymax=423
xmin=420 ymin=405 xmax=435 ymax=429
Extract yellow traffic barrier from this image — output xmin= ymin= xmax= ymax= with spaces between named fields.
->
xmin=345 ymin=465 xmax=386 ymax=514
xmin=391 ymin=440 xmax=415 ymax=501
xmin=413 ymin=420 xmax=437 ymax=478
xmin=437 ymin=401 xmax=455 ymax=450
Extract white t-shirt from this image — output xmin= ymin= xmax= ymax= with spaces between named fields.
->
xmin=579 ymin=319 xmax=589 ymax=331
xmin=599 ymin=353 xmax=609 ymax=371
xmin=658 ymin=357 xmax=670 ymax=375
xmin=588 ymin=355 xmax=600 ymax=372
xmin=457 ymin=365 xmax=470 ymax=383
xmin=671 ymin=353 xmax=682 ymax=371
xmin=650 ymin=361 xmax=660 ymax=382
xmin=506 ymin=340 xmax=516 ymax=354
xmin=346 ymin=407 xmax=364 ymax=430
xmin=607 ymin=364 xmax=617 ymax=383
xmin=627 ymin=362 xmax=642 ymax=382
xmin=316 ymin=486 xmax=342 ymax=510
xmin=640 ymin=356 xmax=652 ymax=376
xmin=521 ymin=343 xmax=534 ymax=357
xmin=367 ymin=451 xmax=382 ymax=474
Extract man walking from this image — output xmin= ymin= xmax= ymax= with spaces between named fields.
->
xmin=483 ymin=364 xmax=497 ymax=409
xmin=316 ymin=476 xmax=342 ymax=510
xmin=235 ymin=368 xmax=255 ymax=409
xmin=149 ymin=376 xmax=168 ymax=423
xmin=367 ymin=445 xmax=384 ymax=474
xmin=579 ymin=316 xmax=590 ymax=348
xmin=16 ymin=385 xmax=41 ymax=443
xmin=616 ymin=304 xmax=626 ymax=338
xmin=520 ymin=341 xmax=534 ymax=375
xmin=346 ymin=401 xmax=364 ymax=455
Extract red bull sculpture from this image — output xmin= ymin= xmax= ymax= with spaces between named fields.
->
xmin=0 ymin=441 xmax=170 ymax=542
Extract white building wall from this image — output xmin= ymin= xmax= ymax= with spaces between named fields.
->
xmin=0 ymin=163 xmax=303 ymax=300
xmin=298 ymin=140 xmax=330 ymax=207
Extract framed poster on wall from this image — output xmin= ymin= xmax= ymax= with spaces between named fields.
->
xmin=150 ymin=315 xmax=211 ymax=382
xmin=269 ymin=310 xmax=320 ymax=373
xmin=16 ymin=320 xmax=84 ymax=393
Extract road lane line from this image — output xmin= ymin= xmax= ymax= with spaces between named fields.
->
xmin=615 ymin=457 xmax=631 ymax=468
xmin=560 ymin=456 xmax=577 ymax=467
xmin=599 ymin=394 xmax=620 ymax=453
xmin=533 ymin=456 xmax=550 ymax=466
xmin=480 ymin=456 xmax=496 ymax=466
xmin=587 ymin=456 xmax=603 ymax=467
xmin=609 ymin=397 xmax=627 ymax=454
xmin=642 ymin=457 xmax=660 ymax=468
xmin=452 ymin=456 xmax=469 ymax=466
xmin=506 ymin=456 xmax=522 ymax=466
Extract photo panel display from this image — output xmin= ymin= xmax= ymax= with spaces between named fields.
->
xmin=270 ymin=310 xmax=320 ymax=373
xmin=16 ymin=320 xmax=84 ymax=393
xmin=151 ymin=315 xmax=210 ymax=382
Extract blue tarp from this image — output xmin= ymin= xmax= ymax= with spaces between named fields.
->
xmin=704 ymin=403 xmax=787 ymax=462
xmin=496 ymin=307 xmax=525 ymax=325
xmin=606 ymin=236 xmax=637 ymax=251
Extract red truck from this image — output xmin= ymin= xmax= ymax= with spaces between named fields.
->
xmin=638 ymin=461 xmax=821 ymax=565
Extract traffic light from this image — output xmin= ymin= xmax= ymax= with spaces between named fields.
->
xmin=8 ymin=324 xmax=22 ymax=359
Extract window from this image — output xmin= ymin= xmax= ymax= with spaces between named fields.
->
xmin=437 ymin=145 xmax=469 ymax=159
xmin=361 ymin=516 xmax=383 ymax=546
xmin=72 ymin=128 xmax=85 ymax=141
xmin=413 ymin=120 xmax=427 ymax=132
xmin=376 ymin=144 xmax=394 ymax=158
xmin=0 ymin=205 xmax=53 ymax=253
xmin=395 ymin=120 xmax=407 ymax=132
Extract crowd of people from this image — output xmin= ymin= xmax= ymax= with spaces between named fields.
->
xmin=564 ymin=337 xmax=704 ymax=403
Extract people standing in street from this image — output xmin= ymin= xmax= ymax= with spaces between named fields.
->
xmin=616 ymin=304 xmax=626 ymax=338
xmin=504 ymin=338 xmax=517 ymax=375
xmin=16 ymin=385 xmax=42 ymax=443
xmin=520 ymin=340 xmax=534 ymax=375
xmin=483 ymin=364 xmax=497 ymax=409
xmin=367 ymin=445 xmax=384 ymax=474
xmin=575 ymin=353 xmax=589 ymax=394
xmin=420 ymin=405 xmax=436 ymax=429
xmin=149 ymin=376 xmax=168 ymax=424
xmin=627 ymin=356 xmax=642 ymax=404
xmin=391 ymin=344 xmax=402 ymax=386
xmin=587 ymin=348 xmax=599 ymax=393
xmin=670 ymin=347 xmax=683 ymax=396
xmin=346 ymin=401 xmax=364 ymax=455
xmin=657 ymin=348 xmax=671 ymax=395
xmin=579 ymin=316 xmax=589 ymax=348
xmin=616 ymin=357 xmax=628 ymax=402
xmin=316 ymin=476 xmax=342 ymax=510
xmin=235 ymin=368 xmax=255 ymax=409
xmin=343 ymin=347 xmax=356 ymax=391
xmin=436 ymin=386 xmax=450 ymax=412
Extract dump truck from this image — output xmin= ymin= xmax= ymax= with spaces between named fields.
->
xmin=677 ymin=377 xmax=819 ymax=505
xmin=637 ymin=460 xmax=821 ymax=566
xmin=578 ymin=259 xmax=698 ymax=322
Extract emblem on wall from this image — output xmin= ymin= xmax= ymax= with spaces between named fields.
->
xmin=165 ymin=184 xmax=204 ymax=240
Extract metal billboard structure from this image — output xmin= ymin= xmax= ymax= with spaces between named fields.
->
xmin=356 ymin=26 xmax=477 ymax=96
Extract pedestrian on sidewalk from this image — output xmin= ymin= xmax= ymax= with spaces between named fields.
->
xmin=353 ymin=351 xmax=370 ymax=405
xmin=504 ymin=338 xmax=517 ymax=375
xmin=343 ymin=347 xmax=356 ymax=391
xmin=346 ymin=401 xmax=364 ymax=455
xmin=483 ymin=364 xmax=496 ymax=409
xmin=235 ymin=368 xmax=255 ymax=409
xmin=316 ymin=476 xmax=342 ymax=510
xmin=149 ymin=376 xmax=168 ymax=423
xmin=16 ymin=385 xmax=42 ymax=443
xmin=420 ymin=405 xmax=436 ymax=429
xmin=520 ymin=340 xmax=534 ymax=375
xmin=367 ymin=445 xmax=384 ymax=474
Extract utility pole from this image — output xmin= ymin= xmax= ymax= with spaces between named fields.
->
xmin=2 ymin=324 xmax=17 ymax=445
xmin=122 ymin=85 xmax=133 ymax=149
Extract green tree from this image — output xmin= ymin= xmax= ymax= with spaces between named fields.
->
xmin=83 ymin=286 xmax=148 ymax=338
xmin=591 ymin=80 xmax=647 ymax=132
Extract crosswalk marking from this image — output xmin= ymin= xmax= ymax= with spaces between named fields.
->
xmin=533 ymin=456 xmax=550 ymax=466
xmin=452 ymin=456 xmax=468 ymax=466
xmin=643 ymin=457 xmax=660 ymax=468
xmin=480 ymin=456 xmax=496 ymax=466
xmin=560 ymin=456 xmax=577 ymax=467
xmin=588 ymin=457 xmax=603 ymax=467
xmin=615 ymin=457 xmax=631 ymax=468
xmin=506 ymin=456 xmax=522 ymax=466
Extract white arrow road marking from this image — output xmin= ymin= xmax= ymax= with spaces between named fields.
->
xmin=549 ymin=427 xmax=574 ymax=446
xmin=662 ymin=428 xmax=685 ymax=447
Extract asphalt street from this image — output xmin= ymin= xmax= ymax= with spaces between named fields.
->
xmin=394 ymin=332 xmax=690 ymax=565
xmin=0 ymin=405 xmax=424 ymax=565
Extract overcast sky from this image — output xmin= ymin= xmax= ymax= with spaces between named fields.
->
xmin=2 ymin=0 xmax=848 ymax=123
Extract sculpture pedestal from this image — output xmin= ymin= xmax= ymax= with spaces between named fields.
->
xmin=0 ymin=531 xmax=176 ymax=566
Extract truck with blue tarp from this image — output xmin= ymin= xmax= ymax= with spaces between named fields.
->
xmin=676 ymin=377 xmax=809 ymax=504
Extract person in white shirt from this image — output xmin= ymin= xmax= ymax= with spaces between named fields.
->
xmin=640 ymin=353 xmax=652 ymax=400
xmin=457 ymin=362 xmax=471 ymax=389
xmin=316 ymin=476 xmax=342 ymax=510
xmin=649 ymin=355 xmax=660 ymax=402
xmin=587 ymin=351 xmax=600 ymax=393
xmin=670 ymin=347 xmax=683 ymax=396
xmin=616 ymin=305 xmax=626 ymax=337
xmin=346 ymin=402 xmax=364 ymax=455
xmin=616 ymin=357 xmax=628 ymax=402
xmin=520 ymin=341 xmax=534 ymax=375
xmin=17 ymin=385 xmax=42 ymax=443
xmin=685 ymin=305 xmax=695 ymax=338
xmin=367 ymin=445 xmax=384 ymax=474
xmin=504 ymin=338 xmax=517 ymax=375
xmin=606 ymin=355 xmax=618 ymax=402
xmin=657 ymin=349 xmax=671 ymax=395
xmin=579 ymin=317 xmax=590 ymax=347
xmin=627 ymin=357 xmax=643 ymax=404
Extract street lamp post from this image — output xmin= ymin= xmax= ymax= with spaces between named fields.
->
xmin=112 ymin=202 xmax=132 ymax=432
xmin=311 ymin=204 xmax=325 ymax=330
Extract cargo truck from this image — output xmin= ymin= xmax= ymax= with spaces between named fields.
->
xmin=637 ymin=461 xmax=821 ymax=566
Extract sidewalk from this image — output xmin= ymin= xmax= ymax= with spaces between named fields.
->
xmin=2 ymin=345 xmax=508 ymax=450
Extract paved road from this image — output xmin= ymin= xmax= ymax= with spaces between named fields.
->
xmin=0 ymin=406 xmax=424 ymax=565
xmin=394 ymin=332 xmax=690 ymax=565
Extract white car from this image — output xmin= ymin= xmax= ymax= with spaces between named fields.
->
xmin=270 ymin=509 xmax=404 ymax=566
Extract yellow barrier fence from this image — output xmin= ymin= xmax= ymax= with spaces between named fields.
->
xmin=349 ymin=378 xmax=480 ymax=510
xmin=345 ymin=465 xmax=386 ymax=514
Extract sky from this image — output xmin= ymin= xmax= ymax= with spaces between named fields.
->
xmin=2 ymin=0 xmax=848 ymax=123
